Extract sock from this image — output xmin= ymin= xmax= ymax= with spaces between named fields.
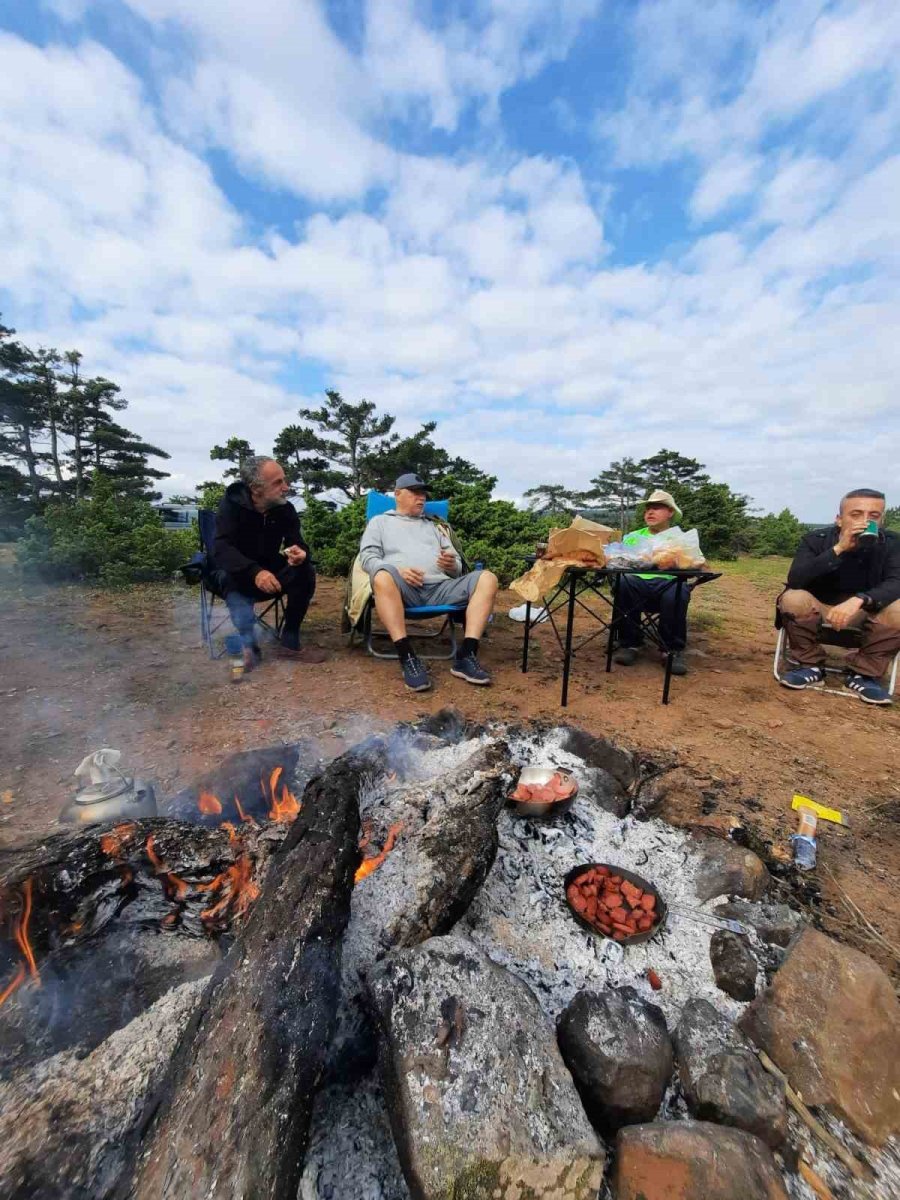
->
xmin=393 ymin=637 xmax=413 ymax=662
xmin=460 ymin=637 xmax=479 ymax=658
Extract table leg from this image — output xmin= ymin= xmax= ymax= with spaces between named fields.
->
xmin=521 ymin=600 xmax=532 ymax=673
xmin=561 ymin=573 xmax=577 ymax=707
xmin=606 ymin=572 xmax=620 ymax=674
xmin=661 ymin=578 xmax=683 ymax=705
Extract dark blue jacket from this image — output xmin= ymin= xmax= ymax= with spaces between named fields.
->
xmin=212 ymin=481 xmax=310 ymax=590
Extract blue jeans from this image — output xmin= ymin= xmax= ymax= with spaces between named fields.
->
xmin=223 ymin=561 xmax=316 ymax=650
xmin=616 ymin=575 xmax=691 ymax=652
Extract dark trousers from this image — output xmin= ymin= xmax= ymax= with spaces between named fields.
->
xmin=222 ymin=561 xmax=316 ymax=650
xmin=616 ymin=575 xmax=690 ymax=652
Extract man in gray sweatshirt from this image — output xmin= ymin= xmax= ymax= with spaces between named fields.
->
xmin=359 ymin=473 xmax=499 ymax=691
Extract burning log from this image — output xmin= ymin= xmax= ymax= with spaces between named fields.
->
xmin=160 ymin=742 xmax=317 ymax=826
xmin=125 ymin=752 xmax=362 ymax=1200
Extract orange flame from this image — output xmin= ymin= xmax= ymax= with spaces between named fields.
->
xmin=0 ymin=878 xmax=40 ymax=1008
xmin=354 ymin=823 xmax=403 ymax=884
xmin=263 ymin=766 xmax=301 ymax=823
xmin=198 ymin=791 xmax=223 ymax=816
xmin=145 ymin=836 xmax=190 ymax=903
xmin=197 ymin=851 xmax=260 ymax=924
xmin=234 ymin=795 xmax=255 ymax=825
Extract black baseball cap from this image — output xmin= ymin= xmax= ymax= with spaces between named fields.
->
xmin=395 ymin=472 xmax=430 ymax=492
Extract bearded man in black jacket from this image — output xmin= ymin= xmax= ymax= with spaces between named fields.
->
xmin=778 ymin=488 xmax=900 ymax=705
xmin=213 ymin=456 xmax=327 ymax=669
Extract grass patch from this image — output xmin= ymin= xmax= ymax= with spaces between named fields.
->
xmin=709 ymin=555 xmax=790 ymax=593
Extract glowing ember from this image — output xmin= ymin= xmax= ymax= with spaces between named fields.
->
xmin=263 ymin=765 xmax=302 ymax=823
xmin=354 ymin=823 xmax=403 ymax=884
xmin=99 ymin=822 xmax=136 ymax=859
xmin=198 ymin=790 xmax=223 ymax=816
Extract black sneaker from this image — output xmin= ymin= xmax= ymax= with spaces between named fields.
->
xmin=450 ymin=653 xmax=492 ymax=686
xmin=668 ymin=652 xmax=688 ymax=677
xmin=780 ymin=666 xmax=825 ymax=690
xmin=846 ymin=673 xmax=892 ymax=705
xmin=614 ymin=646 xmax=640 ymax=666
xmin=401 ymin=654 xmax=431 ymax=692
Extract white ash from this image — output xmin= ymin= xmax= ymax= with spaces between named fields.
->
xmin=299 ymin=1074 xmax=409 ymax=1200
xmin=783 ymin=1111 xmax=900 ymax=1200
xmin=301 ymin=725 xmax=754 ymax=1198
xmin=0 ymin=977 xmax=206 ymax=1193
xmin=461 ymin=726 xmax=746 ymax=1028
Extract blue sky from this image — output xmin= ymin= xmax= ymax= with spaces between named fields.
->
xmin=1 ymin=1 xmax=898 ymax=518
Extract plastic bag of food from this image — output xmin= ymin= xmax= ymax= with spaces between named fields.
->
xmin=647 ymin=527 xmax=705 ymax=570
xmin=604 ymin=537 xmax=654 ymax=568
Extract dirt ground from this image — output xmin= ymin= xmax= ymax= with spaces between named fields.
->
xmin=1 ymin=551 xmax=898 ymax=982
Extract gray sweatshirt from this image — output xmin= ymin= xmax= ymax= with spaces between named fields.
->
xmin=359 ymin=512 xmax=461 ymax=584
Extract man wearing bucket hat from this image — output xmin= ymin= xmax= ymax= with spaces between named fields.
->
xmin=359 ymin=472 xmax=500 ymax=692
xmin=613 ymin=488 xmax=692 ymax=676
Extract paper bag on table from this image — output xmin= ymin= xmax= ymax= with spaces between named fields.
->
xmin=511 ymin=520 xmax=616 ymax=603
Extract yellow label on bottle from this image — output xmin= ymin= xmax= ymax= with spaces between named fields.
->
xmin=791 ymin=795 xmax=845 ymax=825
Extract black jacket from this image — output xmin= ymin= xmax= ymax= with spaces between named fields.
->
xmin=212 ymin=482 xmax=310 ymax=589
xmin=786 ymin=525 xmax=900 ymax=611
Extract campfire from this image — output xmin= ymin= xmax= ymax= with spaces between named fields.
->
xmin=1 ymin=718 xmax=898 ymax=1200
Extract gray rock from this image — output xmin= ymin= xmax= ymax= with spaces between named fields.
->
xmin=713 ymin=900 xmax=804 ymax=948
xmin=366 ymin=933 xmax=606 ymax=1200
xmin=633 ymin=767 xmax=704 ymax=821
xmin=556 ymin=987 xmax=673 ymax=1131
xmin=579 ymin=767 xmax=629 ymax=818
xmin=692 ymin=834 xmax=769 ymax=902
xmin=740 ymin=928 xmax=900 ymax=1146
xmin=614 ymin=1121 xmax=789 ymax=1200
xmin=710 ymin=931 xmax=758 ymax=1002
xmin=558 ymin=725 xmax=636 ymax=790
xmin=675 ymin=998 xmax=786 ymax=1149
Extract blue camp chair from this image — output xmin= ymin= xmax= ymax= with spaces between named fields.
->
xmin=186 ymin=509 xmax=284 ymax=659
xmin=348 ymin=491 xmax=469 ymax=659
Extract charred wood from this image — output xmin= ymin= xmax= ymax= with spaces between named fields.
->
xmin=125 ymin=754 xmax=362 ymax=1200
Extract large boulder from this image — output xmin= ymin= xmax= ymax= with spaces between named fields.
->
xmin=675 ymin=998 xmax=786 ymax=1148
xmin=367 ymin=934 xmax=606 ymax=1200
xmin=557 ymin=987 xmax=673 ymax=1132
xmin=613 ymin=1121 xmax=789 ymax=1200
xmin=739 ymin=928 xmax=900 ymax=1145
xmin=633 ymin=767 xmax=704 ymax=821
xmin=710 ymin=930 xmax=759 ymax=1002
xmin=692 ymin=835 xmax=769 ymax=902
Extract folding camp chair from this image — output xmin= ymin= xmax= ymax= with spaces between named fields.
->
xmin=191 ymin=509 xmax=285 ymax=659
xmin=773 ymin=620 xmax=900 ymax=697
xmin=346 ymin=492 xmax=469 ymax=660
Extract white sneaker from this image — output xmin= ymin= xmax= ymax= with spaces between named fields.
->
xmin=508 ymin=604 xmax=549 ymax=624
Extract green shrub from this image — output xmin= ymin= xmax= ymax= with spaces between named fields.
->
xmin=749 ymin=508 xmax=804 ymax=557
xmin=17 ymin=475 xmax=196 ymax=587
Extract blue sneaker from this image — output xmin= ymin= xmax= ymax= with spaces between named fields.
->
xmin=845 ymin=673 xmax=892 ymax=705
xmin=780 ymin=666 xmax=825 ymax=690
xmin=450 ymin=653 xmax=492 ymax=686
xmin=401 ymin=654 xmax=431 ymax=692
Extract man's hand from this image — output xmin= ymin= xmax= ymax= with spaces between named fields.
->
xmin=254 ymin=569 xmax=282 ymax=594
xmin=828 ymin=596 xmax=864 ymax=630
xmin=284 ymin=544 xmax=307 ymax=566
xmin=398 ymin=567 xmax=426 ymax=587
xmin=835 ymin=522 xmax=867 ymax=555
xmin=436 ymin=549 xmax=457 ymax=573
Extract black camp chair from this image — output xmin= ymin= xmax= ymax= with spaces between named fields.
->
xmin=183 ymin=509 xmax=284 ymax=659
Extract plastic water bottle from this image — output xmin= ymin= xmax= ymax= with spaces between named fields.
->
xmin=791 ymin=807 xmax=818 ymax=870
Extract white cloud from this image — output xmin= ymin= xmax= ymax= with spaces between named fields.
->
xmin=2 ymin=6 xmax=900 ymax=521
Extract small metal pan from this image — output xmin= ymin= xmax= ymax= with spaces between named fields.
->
xmin=508 ymin=766 xmax=579 ymax=819
xmin=564 ymin=862 xmax=668 ymax=946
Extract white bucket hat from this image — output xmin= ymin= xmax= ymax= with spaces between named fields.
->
xmin=641 ymin=488 xmax=683 ymax=521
